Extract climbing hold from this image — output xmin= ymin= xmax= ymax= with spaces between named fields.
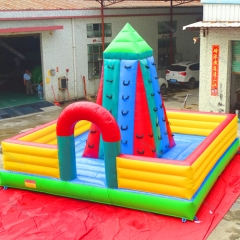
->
xmin=152 ymin=148 xmax=156 ymax=153
xmin=88 ymin=144 xmax=94 ymax=148
xmin=107 ymin=65 xmax=114 ymax=69
xmin=136 ymin=134 xmax=144 ymax=139
xmin=151 ymin=93 xmax=155 ymax=96
xmin=90 ymin=129 xmax=97 ymax=134
xmin=106 ymin=79 xmax=113 ymax=83
xmin=121 ymin=125 xmax=128 ymax=131
xmin=121 ymin=140 xmax=128 ymax=144
xmin=123 ymin=80 xmax=130 ymax=86
xmin=122 ymin=95 xmax=129 ymax=100
xmin=137 ymin=149 xmax=145 ymax=154
xmin=145 ymin=65 xmax=150 ymax=69
xmin=121 ymin=110 xmax=129 ymax=116
xmin=153 ymin=107 xmax=158 ymax=112
xmin=148 ymin=79 xmax=152 ymax=83
xmin=124 ymin=65 xmax=132 ymax=69
xmin=149 ymin=133 xmax=154 ymax=137
xmin=158 ymin=136 xmax=162 ymax=140
xmin=106 ymin=94 xmax=112 ymax=99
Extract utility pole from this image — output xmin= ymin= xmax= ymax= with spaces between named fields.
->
xmin=101 ymin=0 xmax=105 ymax=52
xmin=170 ymin=0 xmax=173 ymax=65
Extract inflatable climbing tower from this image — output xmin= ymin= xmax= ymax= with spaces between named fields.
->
xmin=83 ymin=23 xmax=175 ymax=159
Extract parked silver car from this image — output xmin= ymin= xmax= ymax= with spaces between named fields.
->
xmin=166 ymin=61 xmax=199 ymax=89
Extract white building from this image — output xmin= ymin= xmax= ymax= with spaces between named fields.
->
xmin=0 ymin=1 xmax=202 ymax=102
xmin=184 ymin=0 xmax=240 ymax=114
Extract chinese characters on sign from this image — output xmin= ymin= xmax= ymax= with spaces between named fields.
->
xmin=211 ymin=45 xmax=219 ymax=96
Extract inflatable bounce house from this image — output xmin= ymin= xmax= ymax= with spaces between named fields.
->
xmin=0 ymin=24 xmax=238 ymax=221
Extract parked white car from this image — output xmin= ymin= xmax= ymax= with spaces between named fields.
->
xmin=158 ymin=77 xmax=168 ymax=95
xmin=166 ymin=61 xmax=199 ymax=89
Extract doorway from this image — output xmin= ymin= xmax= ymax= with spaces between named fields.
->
xmin=230 ymin=41 xmax=240 ymax=114
xmin=0 ymin=34 xmax=42 ymax=109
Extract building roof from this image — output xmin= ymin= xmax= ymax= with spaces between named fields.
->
xmin=0 ymin=0 xmax=202 ymax=11
xmin=183 ymin=21 xmax=240 ymax=30
xmin=0 ymin=26 xmax=63 ymax=33
xmin=201 ymin=0 xmax=240 ymax=3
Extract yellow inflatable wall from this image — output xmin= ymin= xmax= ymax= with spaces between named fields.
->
xmin=2 ymin=120 xmax=90 ymax=178
xmin=117 ymin=112 xmax=237 ymax=199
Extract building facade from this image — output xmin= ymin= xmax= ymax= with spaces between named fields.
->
xmin=184 ymin=0 xmax=240 ymax=114
xmin=0 ymin=4 xmax=202 ymax=102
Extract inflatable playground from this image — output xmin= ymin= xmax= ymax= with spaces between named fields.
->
xmin=0 ymin=23 xmax=238 ymax=221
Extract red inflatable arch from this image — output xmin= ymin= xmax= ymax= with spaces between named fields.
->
xmin=56 ymin=101 xmax=121 ymax=188
xmin=57 ymin=101 xmax=120 ymax=142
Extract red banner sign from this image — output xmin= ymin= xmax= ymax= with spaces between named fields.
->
xmin=211 ymin=45 xmax=219 ymax=96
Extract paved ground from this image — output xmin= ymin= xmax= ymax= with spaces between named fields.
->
xmin=0 ymin=86 xmax=239 ymax=239
xmin=163 ymin=86 xmax=199 ymax=111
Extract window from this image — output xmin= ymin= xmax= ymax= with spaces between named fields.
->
xmin=88 ymin=43 xmax=109 ymax=79
xmin=158 ymin=38 xmax=176 ymax=69
xmin=158 ymin=21 xmax=177 ymax=35
xmin=169 ymin=65 xmax=186 ymax=71
xmin=87 ymin=23 xmax=112 ymax=38
xmin=189 ymin=63 xmax=199 ymax=71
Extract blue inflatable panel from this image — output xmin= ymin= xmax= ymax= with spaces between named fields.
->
xmin=74 ymin=133 xmax=106 ymax=187
xmin=162 ymin=134 xmax=206 ymax=160
xmin=73 ymin=157 xmax=107 ymax=187
xmin=73 ymin=131 xmax=205 ymax=188
xmin=118 ymin=60 xmax=138 ymax=154
xmin=75 ymin=131 xmax=89 ymax=157
xmin=147 ymin=56 xmax=169 ymax=155
xmin=75 ymin=131 xmax=205 ymax=161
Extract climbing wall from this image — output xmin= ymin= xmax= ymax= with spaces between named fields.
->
xmin=83 ymin=23 xmax=175 ymax=159
xmin=117 ymin=60 xmax=138 ymax=154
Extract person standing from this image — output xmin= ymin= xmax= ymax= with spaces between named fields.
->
xmin=23 ymin=70 xmax=33 ymax=95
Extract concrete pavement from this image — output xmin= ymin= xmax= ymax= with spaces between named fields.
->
xmin=163 ymin=86 xmax=199 ymax=111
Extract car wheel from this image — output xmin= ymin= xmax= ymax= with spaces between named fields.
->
xmin=160 ymin=84 xmax=167 ymax=95
xmin=188 ymin=78 xmax=196 ymax=89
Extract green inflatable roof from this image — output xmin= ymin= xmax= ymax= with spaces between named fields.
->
xmin=104 ymin=23 xmax=153 ymax=60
